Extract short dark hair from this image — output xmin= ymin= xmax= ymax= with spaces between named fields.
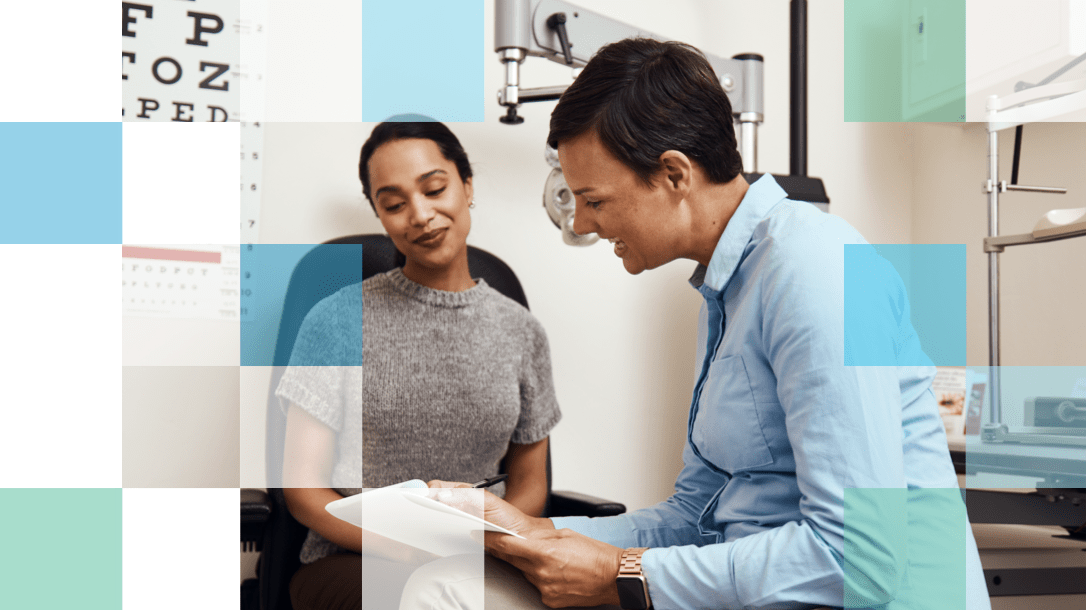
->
xmin=548 ymin=38 xmax=742 ymax=186
xmin=359 ymin=121 xmax=473 ymax=214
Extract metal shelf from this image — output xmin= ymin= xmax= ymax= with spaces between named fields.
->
xmin=984 ymin=220 xmax=1086 ymax=252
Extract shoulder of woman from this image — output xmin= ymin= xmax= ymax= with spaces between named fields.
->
xmin=484 ymin=292 xmax=553 ymax=349
xmin=308 ymin=281 xmax=364 ymax=317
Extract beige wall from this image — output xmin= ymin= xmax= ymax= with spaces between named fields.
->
xmin=907 ymin=122 xmax=1085 ymax=367
xmin=123 ymin=366 xmax=240 ymax=488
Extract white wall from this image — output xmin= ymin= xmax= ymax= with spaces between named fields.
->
xmin=244 ymin=1 xmax=917 ymax=511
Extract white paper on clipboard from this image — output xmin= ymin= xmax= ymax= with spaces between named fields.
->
xmin=325 ymin=481 xmax=525 ymax=558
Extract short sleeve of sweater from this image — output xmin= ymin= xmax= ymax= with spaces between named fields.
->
xmin=274 ymin=285 xmax=362 ymax=432
xmin=512 ymin=314 xmax=562 ymax=444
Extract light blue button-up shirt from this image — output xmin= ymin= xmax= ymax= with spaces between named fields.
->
xmin=553 ymin=175 xmax=989 ymax=610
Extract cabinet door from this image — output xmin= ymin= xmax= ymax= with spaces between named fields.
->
xmin=965 ymin=0 xmax=1085 ymax=121
xmin=901 ymin=0 xmax=967 ymax=121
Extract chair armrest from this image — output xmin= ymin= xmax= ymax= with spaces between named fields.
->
xmin=241 ymin=489 xmax=273 ymax=551
xmin=549 ymin=490 xmax=626 ymax=518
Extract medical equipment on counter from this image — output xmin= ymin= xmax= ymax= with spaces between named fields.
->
xmin=1025 ymin=397 xmax=1086 ymax=428
xmin=979 ymin=69 xmax=1086 ymax=448
xmin=496 ymin=0 xmax=829 ymax=245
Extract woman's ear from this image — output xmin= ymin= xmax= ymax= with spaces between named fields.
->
xmin=658 ymin=150 xmax=692 ymax=194
xmin=463 ymin=176 xmax=474 ymax=204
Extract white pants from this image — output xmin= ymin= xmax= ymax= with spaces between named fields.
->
xmin=399 ymin=554 xmax=622 ymax=610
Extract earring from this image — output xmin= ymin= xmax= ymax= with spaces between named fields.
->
xmin=469 ymin=199 xmax=476 ymax=209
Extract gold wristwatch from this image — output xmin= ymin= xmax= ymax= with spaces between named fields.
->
xmin=616 ymin=547 xmax=653 ymax=609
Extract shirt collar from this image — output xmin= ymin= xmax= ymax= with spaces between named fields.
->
xmin=688 ymin=174 xmax=788 ymax=294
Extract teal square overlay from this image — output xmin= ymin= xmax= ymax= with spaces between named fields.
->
xmin=0 ymin=488 xmax=122 ymax=609
xmin=844 ymin=487 xmax=967 ymax=609
xmin=241 ymin=244 xmax=363 ymax=366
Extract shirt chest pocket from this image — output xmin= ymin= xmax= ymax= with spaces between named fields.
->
xmin=692 ymin=355 xmax=774 ymax=473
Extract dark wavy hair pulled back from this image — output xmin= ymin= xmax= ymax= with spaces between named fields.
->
xmin=358 ymin=121 xmax=473 ymax=214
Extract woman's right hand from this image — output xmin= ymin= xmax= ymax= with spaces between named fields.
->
xmin=425 ymin=480 xmax=553 ymax=536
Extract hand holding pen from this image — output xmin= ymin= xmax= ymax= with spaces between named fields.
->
xmin=470 ymin=474 xmax=507 ymax=489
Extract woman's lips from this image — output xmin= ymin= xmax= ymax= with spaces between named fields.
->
xmin=413 ymin=227 xmax=447 ymax=246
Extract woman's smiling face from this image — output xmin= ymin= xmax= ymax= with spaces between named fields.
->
xmin=368 ymin=138 xmax=473 ymax=277
xmin=559 ymin=129 xmax=681 ymax=275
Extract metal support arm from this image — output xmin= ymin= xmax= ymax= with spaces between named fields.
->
xmin=494 ymin=0 xmax=764 ymax=171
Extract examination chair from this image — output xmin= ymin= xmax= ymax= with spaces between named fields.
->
xmin=241 ymin=234 xmax=626 ymax=610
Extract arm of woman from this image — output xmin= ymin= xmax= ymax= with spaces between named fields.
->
xmin=282 ymin=403 xmax=365 ymax=553
xmin=282 ymin=402 xmax=429 ymax=563
xmin=500 ymin=436 xmax=549 ymax=518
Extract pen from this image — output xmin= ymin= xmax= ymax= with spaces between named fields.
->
xmin=470 ymin=474 xmax=508 ymax=489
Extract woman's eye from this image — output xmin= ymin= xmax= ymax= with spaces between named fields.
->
xmin=384 ymin=202 xmax=403 ymax=212
xmin=426 ymin=187 xmax=446 ymax=197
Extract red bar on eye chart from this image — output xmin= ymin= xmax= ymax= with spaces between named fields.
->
xmin=122 ymin=246 xmax=223 ymax=264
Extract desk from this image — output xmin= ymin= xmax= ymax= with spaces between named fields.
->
xmin=949 ymin=436 xmax=1086 ymax=487
xmin=948 ymin=437 xmax=1085 ymax=597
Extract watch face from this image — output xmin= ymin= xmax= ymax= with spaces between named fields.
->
xmin=616 ymin=576 xmax=649 ymax=610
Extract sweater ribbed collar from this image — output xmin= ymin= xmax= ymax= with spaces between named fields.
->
xmin=385 ymin=267 xmax=490 ymax=308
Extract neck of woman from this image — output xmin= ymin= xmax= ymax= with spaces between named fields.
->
xmin=402 ymin=259 xmax=476 ymax=292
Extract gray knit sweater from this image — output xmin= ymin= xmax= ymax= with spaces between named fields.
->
xmin=276 ymin=267 xmax=562 ymax=564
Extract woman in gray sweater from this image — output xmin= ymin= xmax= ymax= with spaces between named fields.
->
xmin=277 ymin=121 xmax=562 ymax=610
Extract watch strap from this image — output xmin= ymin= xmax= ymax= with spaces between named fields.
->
xmin=618 ymin=547 xmax=649 ymax=577
xmin=617 ymin=547 xmax=652 ymax=609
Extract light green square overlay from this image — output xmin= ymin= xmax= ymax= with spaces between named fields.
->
xmin=845 ymin=1 xmax=966 ymax=122
xmin=844 ymin=488 xmax=966 ymax=609
xmin=0 ymin=488 xmax=122 ymax=608
xmin=116 ymin=487 xmax=122 ymax=610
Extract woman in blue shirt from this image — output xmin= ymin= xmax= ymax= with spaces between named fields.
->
xmin=419 ymin=38 xmax=990 ymax=610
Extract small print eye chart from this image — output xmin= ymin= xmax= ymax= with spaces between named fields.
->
xmin=237 ymin=0 xmax=268 ymax=321
xmin=240 ymin=120 xmax=264 ymax=248
xmin=239 ymin=244 xmax=256 ymax=322
xmin=122 ymin=245 xmax=241 ymax=320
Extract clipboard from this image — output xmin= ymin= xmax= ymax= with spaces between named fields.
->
xmin=325 ymin=480 xmax=525 ymax=557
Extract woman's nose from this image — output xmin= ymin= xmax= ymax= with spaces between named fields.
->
xmin=571 ymin=206 xmax=596 ymax=237
xmin=408 ymin=196 xmax=434 ymax=227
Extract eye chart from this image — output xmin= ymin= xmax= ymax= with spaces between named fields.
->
xmin=237 ymin=0 xmax=269 ymax=321
xmin=122 ymin=245 xmax=241 ymax=319
xmin=122 ymin=0 xmax=269 ymax=322
xmin=122 ymin=0 xmax=240 ymax=122
xmin=121 ymin=0 xmax=269 ymax=126
xmin=240 ymin=120 xmax=263 ymax=248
